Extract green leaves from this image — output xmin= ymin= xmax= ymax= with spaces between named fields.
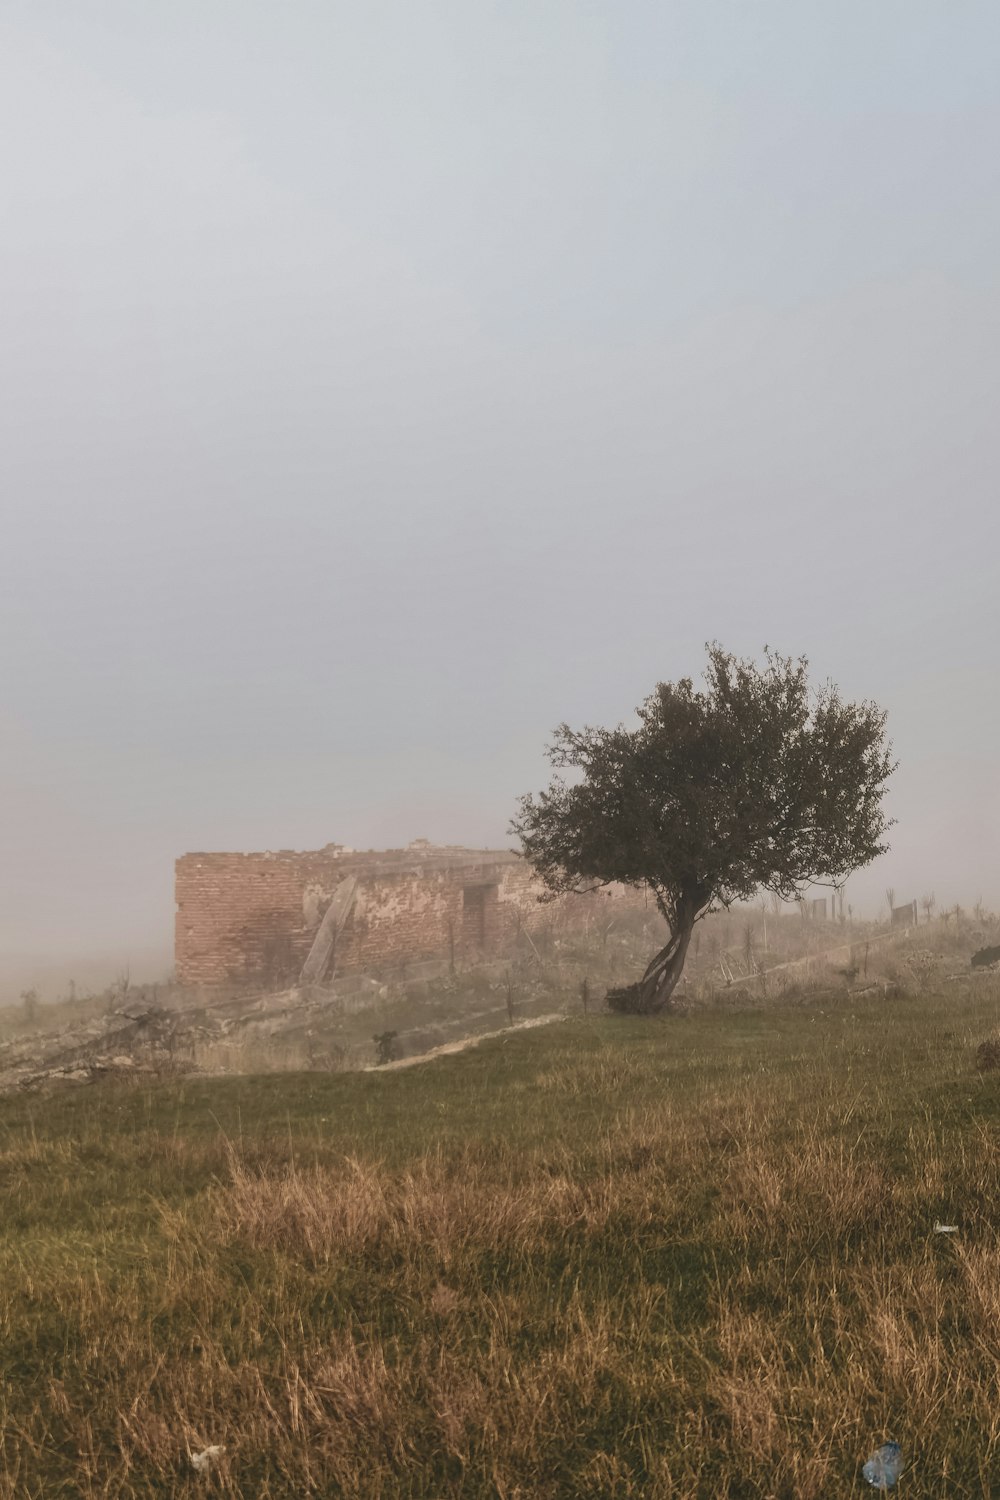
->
xmin=511 ymin=645 xmax=896 ymax=937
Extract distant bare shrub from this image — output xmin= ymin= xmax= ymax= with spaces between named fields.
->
xmin=373 ymin=1031 xmax=400 ymax=1066
xmin=605 ymin=982 xmax=644 ymax=1014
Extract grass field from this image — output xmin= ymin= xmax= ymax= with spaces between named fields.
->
xmin=2 ymin=982 xmax=1000 ymax=1497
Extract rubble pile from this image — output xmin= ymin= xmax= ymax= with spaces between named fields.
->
xmin=0 ymin=982 xmax=396 ymax=1096
xmin=0 ymin=1003 xmax=185 ymax=1094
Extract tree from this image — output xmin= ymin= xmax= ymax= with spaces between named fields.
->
xmin=511 ymin=644 xmax=896 ymax=1014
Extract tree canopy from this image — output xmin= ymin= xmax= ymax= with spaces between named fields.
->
xmin=510 ymin=644 xmax=896 ymax=1012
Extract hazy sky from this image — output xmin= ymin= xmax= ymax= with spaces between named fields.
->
xmin=3 ymin=2 xmax=999 ymax=994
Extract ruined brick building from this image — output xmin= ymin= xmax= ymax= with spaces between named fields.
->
xmin=175 ymin=840 xmax=624 ymax=989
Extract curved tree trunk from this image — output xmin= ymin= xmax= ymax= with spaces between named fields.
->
xmin=633 ymin=918 xmax=695 ymax=1013
xmin=606 ymin=891 xmax=705 ymax=1015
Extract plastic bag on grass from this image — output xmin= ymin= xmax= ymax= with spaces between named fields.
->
xmin=190 ymin=1445 xmax=226 ymax=1474
xmin=862 ymin=1441 xmax=902 ymax=1488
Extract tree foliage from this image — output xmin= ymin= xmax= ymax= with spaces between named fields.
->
xmin=511 ymin=645 xmax=896 ymax=1012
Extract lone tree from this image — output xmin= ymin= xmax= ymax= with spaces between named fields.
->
xmin=511 ymin=645 xmax=895 ymax=1014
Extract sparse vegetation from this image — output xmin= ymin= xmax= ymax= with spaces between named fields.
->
xmin=2 ymin=941 xmax=1000 ymax=1496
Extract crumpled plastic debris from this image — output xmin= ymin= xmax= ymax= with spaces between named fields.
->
xmin=190 ymin=1445 xmax=226 ymax=1474
xmin=933 ymin=1222 xmax=959 ymax=1234
xmin=862 ymin=1441 xmax=902 ymax=1489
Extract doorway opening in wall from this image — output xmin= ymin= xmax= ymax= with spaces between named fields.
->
xmin=462 ymin=884 xmax=491 ymax=954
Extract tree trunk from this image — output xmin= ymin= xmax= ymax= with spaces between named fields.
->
xmin=634 ymin=918 xmax=695 ymax=1014
xmin=605 ymin=893 xmax=703 ymax=1016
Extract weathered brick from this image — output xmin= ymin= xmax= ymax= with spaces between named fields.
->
xmin=175 ymin=841 xmax=638 ymax=989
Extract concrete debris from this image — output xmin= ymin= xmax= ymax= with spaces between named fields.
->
xmin=0 ymin=974 xmax=507 ymax=1096
xmin=299 ymin=875 xmax=358 ymax=984
xmin=0 ymin=1004 xmax=184 ymax=1096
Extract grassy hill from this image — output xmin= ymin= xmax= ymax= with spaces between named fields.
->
xmin=2 ymin=980 xmax=1000 ymax=1497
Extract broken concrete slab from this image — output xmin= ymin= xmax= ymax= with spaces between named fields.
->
xmin=299 ymin=877 xmax=358 ymax=985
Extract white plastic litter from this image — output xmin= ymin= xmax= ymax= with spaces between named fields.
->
xmin=863 ymin=1441 xmax=902 ymax=1489
xmin=190 ymin=1445 xmax=226 ymax=1474
xmin=934 ymin=1222 xmax=959 ymax=1234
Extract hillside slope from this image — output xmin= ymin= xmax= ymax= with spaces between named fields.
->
xmin=2 ymin=985 xmax=1000 ymax=1497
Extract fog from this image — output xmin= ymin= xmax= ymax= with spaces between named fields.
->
xmin=3 ymin=3 xmax=999 ymax=1000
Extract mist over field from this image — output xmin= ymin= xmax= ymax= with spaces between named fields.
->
xmin=3 ymin=3 xmax=999 ymax=1000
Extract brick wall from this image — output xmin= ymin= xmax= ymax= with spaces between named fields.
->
xmin=175 ymin=845 xmax=640 ymax=989
xmin=175 ymin=850 xmax=341 ymax=988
